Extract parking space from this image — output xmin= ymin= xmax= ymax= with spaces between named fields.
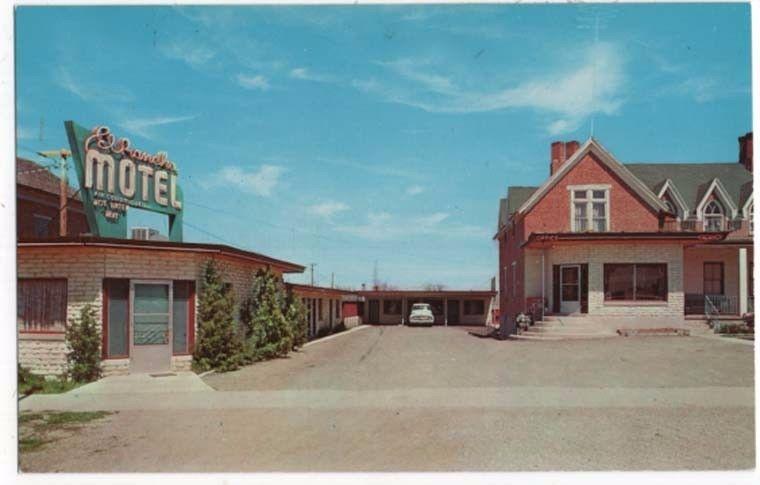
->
xmin=20 ymin=326 xmax=755 ymax=471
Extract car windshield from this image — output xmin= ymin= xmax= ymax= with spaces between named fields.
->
xmin=412 ymin=304 xmax=431 ymax=311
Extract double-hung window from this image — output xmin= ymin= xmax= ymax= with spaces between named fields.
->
xmin=571 ymin=187 xmax=609 ymax=232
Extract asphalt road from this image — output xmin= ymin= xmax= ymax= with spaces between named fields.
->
xmin=19 ymin=326 xmax=755 ymax=472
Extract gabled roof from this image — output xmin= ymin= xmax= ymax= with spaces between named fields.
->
xmin=625 ymin=162 xmax=753 ymax=216
xmin=516 ymin=138 xmax=668 ymax=216
xmin=17 ymin=158 xmax=80 ymax=200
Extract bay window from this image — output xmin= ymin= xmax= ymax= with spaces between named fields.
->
xmin=604 ymin=264 xmax=667 ymax=302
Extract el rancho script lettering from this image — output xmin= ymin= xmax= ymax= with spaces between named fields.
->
xmin=83 ymin=126 xmax=182 ymax=210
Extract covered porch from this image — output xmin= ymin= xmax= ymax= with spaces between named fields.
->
xmin=683 ymin=243 xmax=754 ymax=317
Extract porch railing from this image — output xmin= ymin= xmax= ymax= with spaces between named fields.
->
xmin=661 ymin=219 xmax=745 ymax=233
xmin=686 ymin=294 xmax=743 ymax=316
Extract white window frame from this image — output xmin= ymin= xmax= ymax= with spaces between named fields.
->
xmin=703 ymin=200 xmax=725 ymax=232
xmin=569 ymin=185 xmax=611 ymax=232
xmin=511 ymin=262 xmax=517 ymax=298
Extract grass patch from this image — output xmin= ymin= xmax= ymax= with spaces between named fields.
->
xmin=18 ymin=366 xmax=85 ymax=397
xmin=19 ymin=436 xmax=48 ymax=453
xmin=18 ymin=411 xmax=113 ymax=454
xmin=44 ymin=411 xmax=110 ymax=426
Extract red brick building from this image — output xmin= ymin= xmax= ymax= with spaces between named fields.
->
xmin=16 ymin=158 xmax=89 ymax=238
xmin=496 ymin=134 xmax=753 ymax=332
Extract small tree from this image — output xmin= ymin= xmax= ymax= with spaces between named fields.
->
xmin=284 ymin=290 xmax=308 ymax=349
xmin=66 ymin=304 xmax=102 ymax=382
xmin=193 ymin=260 xmax=243 ymax=372
xmin=241 ymin=268 xmax=292 ymax=359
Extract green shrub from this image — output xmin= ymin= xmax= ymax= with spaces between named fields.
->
xmin=18 ymin=365 xmax=44 ymax=396
xmin=240 ymin=268 xmax=293 ymax=360
xmin=65 ymin=304 xmax=102 ymax=382
xmin=284 ymin=289 xmax=308 ymax=349
xmin=193 ymin=260 xmax=244 ymax=372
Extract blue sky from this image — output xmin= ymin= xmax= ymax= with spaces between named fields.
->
xmin=15 ymin=4 xmax=752 ymax=289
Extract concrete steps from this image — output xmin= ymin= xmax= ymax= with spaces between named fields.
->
xmin=513 ymin=315 xmax=617 ymax=341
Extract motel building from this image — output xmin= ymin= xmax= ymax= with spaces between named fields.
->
xmin=356 ymin=290 xmax=497 ymax=326
xmin=285 ymin=283 xmax=363 ymax=338
xmin=15 ymin=121 xmax=352 ymax=377
xmin=496 ymin=134 xmax=754 ymax=334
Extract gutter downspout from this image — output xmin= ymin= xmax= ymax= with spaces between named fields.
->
xmin=541 ymin=249 xmax=546 ymax=322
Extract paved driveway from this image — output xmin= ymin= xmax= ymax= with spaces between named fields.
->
xmin=20 ymin=326 xmax=755 ymax=472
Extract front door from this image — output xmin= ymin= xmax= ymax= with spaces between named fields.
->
xmin=368 ymin=299 xmax=380 ymax=323
xmin=560 ymin=265 xmax=581 ymax=314
xmin=447 ymin=299 xmax=460 ymax=325
xmin=130 ymin=282 xmax=172 ymax=373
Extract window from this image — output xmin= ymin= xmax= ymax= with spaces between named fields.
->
xmin=571 ymin=188 xmax=609 ymax=232
xmin=104 ymin=279 xmax=129 ymax=358
xmin=172 ymin=281 xmax=195 ymax=355
xmin=703 ymin=262 xmax=724 ymax=295
xmin=703 ymin=200 xmax=724 ymax=231
xmin=383 ymin=299 xmax=402 ymax=315
xmin=33 ymin=214 xmax=52 ymax=238
xmin=463 ymin=300 xmax=485 ymax=315
xmin=511 ymin=262 xmax=517 ymax=298
xmin=17 ymin=279 xmax=67 ymax=332
xmin=603 ymin=264 xmax=667 ymax=301
xmin=749 ymin=204 xmax=754 ymax=235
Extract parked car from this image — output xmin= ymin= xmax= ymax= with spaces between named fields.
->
xmin=408 ymin=303 xmax=435 ymax=326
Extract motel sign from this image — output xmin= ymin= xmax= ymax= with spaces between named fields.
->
xmin=65 ymin=120 xmax=184 ymax=241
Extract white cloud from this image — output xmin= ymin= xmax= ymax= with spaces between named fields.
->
xmin=55 ymin=65 xmax=134 ymax=103
xmin=207 ymin=165 xmax=284 ymax=197
xmin=289 ymin=67 xmax=335 ymax=83
xmin=337 ymin=211 xmax=485 ymax=241
xmin=15 ymin=125 xmax=37 ymax=141
xmin=316 ymin=156 xmax=419 ymax=180
xmin=674 ymin=77 xmax=719 ymax=103
xmin=160 ymin=40 xmax=215 ymax=69
xmin=237 ymin=74 xmax=271 ymax=91
xmin=354 ymin=42 xmax=625 ymax=135
xmin=406 ymin=185 xmax=425 ymax=196
xmin=307 ymin=201 xmax=350 ymax=218
xmin=119 ymin=115 xmax=196 ymax=140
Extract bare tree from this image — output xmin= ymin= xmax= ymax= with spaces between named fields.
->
xmin=421 ymin=283 xmax=447 ymax=291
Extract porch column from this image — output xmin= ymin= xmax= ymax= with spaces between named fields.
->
xmin=739 ymin=247 xmax=748 ymax=315
xmin=401 ymin=297 xmax=406 ymax=325
xmin=444 ymin=297 xmax=448 ymax=326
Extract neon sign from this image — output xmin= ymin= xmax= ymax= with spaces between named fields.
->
xmin=65 ymin=121 xmax=184 ymax=241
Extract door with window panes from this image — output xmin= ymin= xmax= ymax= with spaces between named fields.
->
xmin=130 ymin=281 xmax=173 ymax=373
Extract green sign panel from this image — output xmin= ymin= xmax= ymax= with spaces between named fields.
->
xmin=65 ymin=120 xmax=183 ymax=241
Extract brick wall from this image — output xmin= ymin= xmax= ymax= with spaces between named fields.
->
xmin=524 ymin=152 xmax=660 ymax=235
xmin=544 ymin=242 xmax=684 ymax=316
xmin=18 ymin=245 xmax=279 ymax=376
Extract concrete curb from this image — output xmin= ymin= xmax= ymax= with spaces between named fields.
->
xmin=302 ymin=324 xmax=371 ymax=348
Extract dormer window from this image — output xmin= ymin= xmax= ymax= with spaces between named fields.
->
xmin=749 ymin=203 xmax=754 ymax=235
xmin=703 ymin=200 xmax=725 ymax=231
xmin=570 ymin=186 xmax=610 ymax=232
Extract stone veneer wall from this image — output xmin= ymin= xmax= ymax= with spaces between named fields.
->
xmin=541 ymin=243 xmax=684 ymax=316
xmin=18 ymin=245 xmax=280 ymax=376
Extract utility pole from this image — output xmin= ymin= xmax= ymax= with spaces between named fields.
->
xmin=309 ymin=263 xmax=317 ymax=286
xmin=373 ymin=260 xmax=379 ymax=290
xmin=38 ymin=149 xmax=71 ymax=237
xmin=331 ymin=272 xmax=335 ymax=288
